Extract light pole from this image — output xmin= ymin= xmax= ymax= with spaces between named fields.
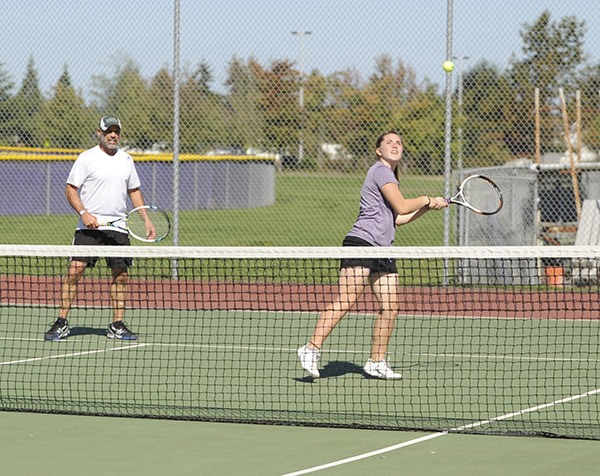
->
xmin=452 ymin=55 xmax=469 ymax=171
xmin=292 ymin=31 xmax=311 ymax=164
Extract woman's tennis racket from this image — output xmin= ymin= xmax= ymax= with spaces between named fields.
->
xmin=101 ymin=205 xmax=171 ymax=242
xmin=445 ymin=175 xmax=503 ymax=215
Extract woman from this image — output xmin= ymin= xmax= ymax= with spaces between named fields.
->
xmin=297 ymin=131 xmax=447 ymax=379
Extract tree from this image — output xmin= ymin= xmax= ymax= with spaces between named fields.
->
xmin=509 ymin=10 xmax=586 ymax=155
xmin=37 ymin=65 xmax=95 ymax=149
xmin=179 ymin=61 xmax=229 ymax=153
xmin=12 ymin=56 xmax=44 ymax=146
xmin=460 ymin=62 xmax=513 ymax=167
xmin=297 ymin=69 xmax=329 ymax=170
xmin=148 ymin=67 xmax=174 ymax=148
xmin=318 ymin=57 xmax=423 ymax=169
xmin=253 ymin=60 xmax=300 ymax=157
xmin=517 ymin=10 xmax=585 ymax=95
xmin=102 ymin=60 xmax=155 ymax=150
xmin=398 ymin=85 xmax=447 ymax=173
xmin=363 ymin=56 xmax=421 ymax=161
xmin=320 ymin=68 xmax=364 ymax=163
xmin=0 ymin=61 xmax=15 ymax=144
xmin=225 ymin=57 xmax=266 ymax=153
xmin=577 ymin=64 xmax=600 ymax=153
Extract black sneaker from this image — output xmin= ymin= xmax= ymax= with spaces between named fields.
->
xmin=44 ymin=318 xmax=70 ymax=341
xmin=107 ymin=321 xmax=137 ymax=340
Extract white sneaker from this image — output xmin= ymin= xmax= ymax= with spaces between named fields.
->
xmin=364 ymin=358 xmax=402 ymax=380
xmin=297 ymin=344 xmax=320 ymax=378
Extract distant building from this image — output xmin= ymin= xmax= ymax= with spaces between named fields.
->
xmin=320 ymin=143 xmax=353 ymax=161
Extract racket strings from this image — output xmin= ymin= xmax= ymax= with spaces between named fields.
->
xmin=462 ymin=178 xmax=502 ymax=213
xmin=128 ymin=208 xmax=170 ymax=241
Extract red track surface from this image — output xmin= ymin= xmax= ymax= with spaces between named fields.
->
xmin=2 ymin=275 xmax=599 ymax=319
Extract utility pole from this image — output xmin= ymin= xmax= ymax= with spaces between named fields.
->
xmin=292 ymin=31 xmax=311 ymax=164
xmin=452 ymin=55 xmax=469 ymax=171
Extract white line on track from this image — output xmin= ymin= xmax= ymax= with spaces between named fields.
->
xmin=281 ymin=386 xmax=600 ymax=475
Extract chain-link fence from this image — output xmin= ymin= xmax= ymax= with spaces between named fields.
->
xmin=2 ymin=1 xmax=600 ymax=246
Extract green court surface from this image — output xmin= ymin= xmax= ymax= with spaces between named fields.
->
xmin=3 ymin=249 xmax=600 ymax=475
xmin=2 ymin=304 xmax=600 ymax=438
xmin=1 ymin=411 xmax=599 ymax=475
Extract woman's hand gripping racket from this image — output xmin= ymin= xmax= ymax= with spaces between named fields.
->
xmin=101 ymin=205 xmax=171 ymax=242
xmin=446 ymin=175 xmax=503 ymax=215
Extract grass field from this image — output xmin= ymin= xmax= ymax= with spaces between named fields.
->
xmin=1 ymin=172 xmax=451 ymax=246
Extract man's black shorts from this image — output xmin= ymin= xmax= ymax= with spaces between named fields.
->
xmin=339 ymin=235 xmax=398 ymax=274
xmin=71 ymin=229 xmax=132 ymax=269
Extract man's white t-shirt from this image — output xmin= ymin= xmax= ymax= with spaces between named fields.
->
xmin=67 ymin=145 xmax=141 ymax=231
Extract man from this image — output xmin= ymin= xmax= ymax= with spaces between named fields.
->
xmin=44 ymin=115 xmax=155 ymax=341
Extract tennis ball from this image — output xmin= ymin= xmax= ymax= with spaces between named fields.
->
xmin=443 ymin=61 xmax=455 ymax=72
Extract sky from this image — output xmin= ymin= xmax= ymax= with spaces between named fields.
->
xmin=1 ymin=1 xmax=599 ymax=99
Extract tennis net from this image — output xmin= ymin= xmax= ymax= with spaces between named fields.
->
xmin=1 ymin=244 xmax=600 ymax=439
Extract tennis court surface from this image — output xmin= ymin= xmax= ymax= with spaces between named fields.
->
xmin=1 ymin=244 xmax=600 ymax=441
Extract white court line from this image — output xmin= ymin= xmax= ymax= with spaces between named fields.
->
xmin=75 ymin=341 xmax=600 ymax=363
xmin=2 ymin=335 xmax=599 ymax=473
xmin=2 ymin=336 xmax=599 ymax=364
xmin=0 ymin=337 xmax=43 ymax=342
xmin=130 ymin=343 xmax=600 ymax=364
xmin=0 ymin=343 xmax=152 ymax=366
xmin=401 ymin=351 xmax=600 ymax=363
xmin=282 ymin=386 xmax=600 ymax=476
xmin=281 ymin=432 xmax=449 ymax=476
xmin=453 ymin=387 xmax=600 ymax=432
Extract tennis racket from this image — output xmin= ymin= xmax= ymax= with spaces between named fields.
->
xmin=445 ymin=175 xmax=503 ymax=215
xmin=100 ymin=205 xmax=171 ymax=242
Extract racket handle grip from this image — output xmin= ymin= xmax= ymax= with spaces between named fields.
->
xmin=444 ymin=198 xmax=451 ymax=204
